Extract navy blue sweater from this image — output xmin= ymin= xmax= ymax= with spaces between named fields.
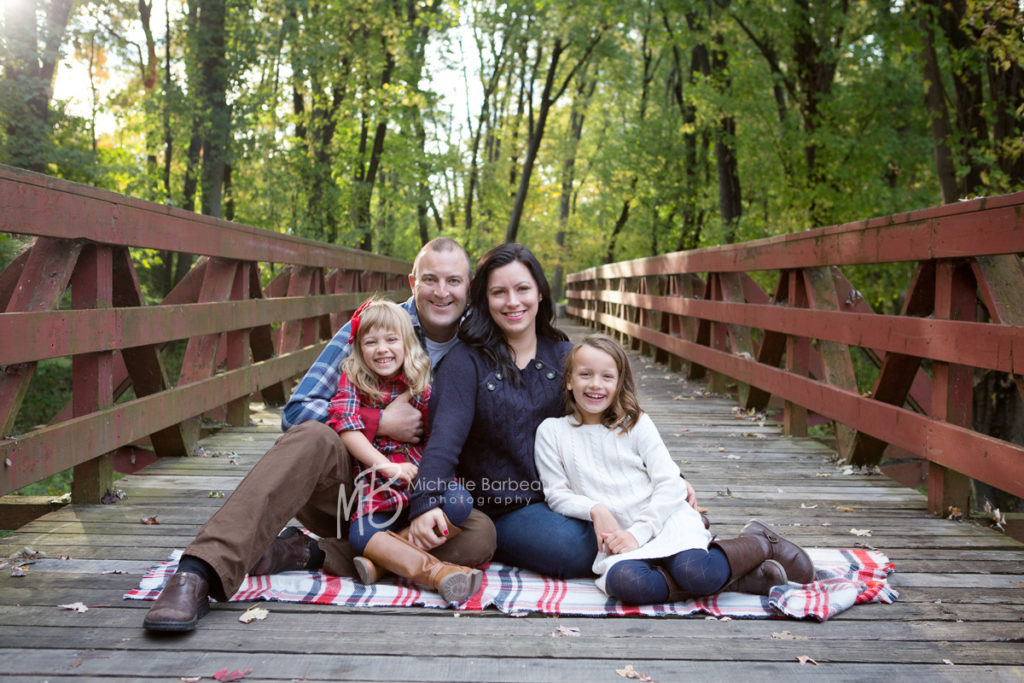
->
xmin=409 ymin=336 xmax=572 ymax=519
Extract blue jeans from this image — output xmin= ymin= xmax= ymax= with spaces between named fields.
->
xmin=492 ymin=502 xmax=597 ymax=579
xmin=349 ymin=482 xmax=474 ymax=555
xmin=605 ymin=548 xmax=730 ymax=604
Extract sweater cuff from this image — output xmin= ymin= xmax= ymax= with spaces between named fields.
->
xmin=625 ymin=522 xmax=654 ymax=548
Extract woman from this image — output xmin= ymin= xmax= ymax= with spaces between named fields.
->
xmin=406 ymin=243 xmax=596 ymax=578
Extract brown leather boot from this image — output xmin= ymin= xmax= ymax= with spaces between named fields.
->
xmin=249 ymin=526 xmax=311 ymax=576
xmin=723 ymin=559 xmax=787 ymax=594
xmin=740 ymin=520 xmax=815 ymax=584
xmin=362 ymin=530 xmax=482 ymax=603
xmin=354 ymin=516 xmax=463 ymax=585
xmin=143 ymin=572 xmax=210 ymax=632
xmin=654 ymin=566 xmax=693 ymax=603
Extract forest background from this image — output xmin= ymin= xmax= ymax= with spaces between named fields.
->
xmin=1 ymin=1 xmax=1023 ymax=504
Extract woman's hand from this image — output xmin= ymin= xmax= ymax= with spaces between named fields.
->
xmin=600 ymin=529 xmax=639 ymax=555
xmin=408 ymin=508 xmax=449 ymax=551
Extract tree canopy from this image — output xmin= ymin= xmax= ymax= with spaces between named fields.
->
xmin=2 ymin=0 xmax=1022 ymax=300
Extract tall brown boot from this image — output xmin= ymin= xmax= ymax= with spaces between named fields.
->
xmin=353 ymin=515 xmax=464 ymax=585
xmin=722 ymin=559 xmax=787 ymax=595
xmin=740 ymin=519 xmax=815 ymax=584
xmin=362 ymin=530 xmax=482 ymax=603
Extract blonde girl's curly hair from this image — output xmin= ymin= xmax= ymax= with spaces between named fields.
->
xmin=340 ymin=298 xmax=430 ymax=400
xmin=563 ymin=333 xmax=642 ymax=433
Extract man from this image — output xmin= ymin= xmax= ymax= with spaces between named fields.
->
xmin=143 ymin=237 xmax=496 ymax=632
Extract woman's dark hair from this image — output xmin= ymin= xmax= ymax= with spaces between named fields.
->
xmin=459 ymin=243 xmax=568 ymax=382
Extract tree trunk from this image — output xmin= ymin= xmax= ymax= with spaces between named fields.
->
xmin=917 ymin=5 xmax=959 ymax=203
xmin=197 ymin=0 xmax=229 ymax=218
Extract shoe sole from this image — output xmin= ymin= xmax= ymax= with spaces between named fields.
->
xmin=143 ymin=599 xmax=210 ymax=632
xmin=354 ymin=557 xmax=376 ymax=585
xmin=438 ymin=569 xmax=483 ymax=604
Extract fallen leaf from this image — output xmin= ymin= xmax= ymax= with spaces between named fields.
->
xmin=615 ymin=664 xmax=656 ymax=681
xmin=213 ymin=669 xmax=252 ymax=682
xmin=943 ymin=659 xmax=955 ymax=666
xmin=800 ymin=503 xmax=818 ymax=509
xmin=59 ymin=602 xmax=89 ymax=613
xmin=239 ymin=605 xmax=269 ymax=623
xmin=101 ymin=488 xmax=126 ymax=504
xmin=101 ymin=569 xmax=127 ymax=575
xmin=180 ymin=677 xmax=202 ymax=683
xmin=551 ymin=625 xmax=581 ymax=638
xmin=835 ymin=506 xmax=854 ymax=512
xmin=209 ymin=491 xmax=225 ymax=498
xmin=815 ymin=472 xmax=831 ymax=478
xmin=771 ymin=630 xmax=808 ymax=640
xmin=850 ymin=528 xmax=872 ymax=537
xmin=726 ymin=455 xmax=741 ymax=460
xmin=10 ymin=567 xmax=27 ymax=577
xmin=796 ymin=655 xmax=818 ymax=665
xmin=716 ymin=446 xmax=726 ymax=452
xmin=141 ymin=516 xmax=160 ymax=525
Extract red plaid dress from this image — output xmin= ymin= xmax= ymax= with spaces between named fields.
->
xmin=327 ymin=372 xmax=430 ymax=520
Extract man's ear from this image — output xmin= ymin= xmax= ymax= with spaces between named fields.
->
xmin=408 ymin=273 xmax=416 ymax=291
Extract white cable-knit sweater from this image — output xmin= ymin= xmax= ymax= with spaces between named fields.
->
xmin=534 ymin=413 xmax=713 ymax=593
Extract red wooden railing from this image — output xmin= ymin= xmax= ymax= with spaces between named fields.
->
xmin=0 ymin=164 xmax=410 ymax=507
xmin=566 ymin=191 xmax=1024 ymax=520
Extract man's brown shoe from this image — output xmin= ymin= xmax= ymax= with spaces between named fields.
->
xmin=143 ymin=572 xmax=210 ymax=632
xmin=249 ymin=526 xmax=311 ymax=576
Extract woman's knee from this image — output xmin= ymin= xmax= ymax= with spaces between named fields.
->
xmin=606 ymin=561 xmax=667 ymax=605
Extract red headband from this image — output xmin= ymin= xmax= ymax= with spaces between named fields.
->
xmin=347 ymin=300 xmax=373 ymax=345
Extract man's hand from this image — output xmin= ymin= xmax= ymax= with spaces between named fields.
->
xmin=377 ymin=390 xmax=424 ymax=443
xmin=408 ymin=508 xmax=449 ymax=551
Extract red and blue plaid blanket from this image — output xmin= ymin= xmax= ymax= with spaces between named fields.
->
xmin=125 ymin=546 xmax=896 ymax=621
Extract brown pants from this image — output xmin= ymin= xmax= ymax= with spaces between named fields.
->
xmin=184 ymin=421 xmax=497 ymax=601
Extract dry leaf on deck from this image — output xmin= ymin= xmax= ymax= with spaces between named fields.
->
xmin=212 ymin=668 xmax=252 ymax=682
xmin=836 ymin=506 xmax=855 ymax=512
xmin=943 ymin=659 xmax=955 ymax=666
xmin=140 ymin=516 xmax=160 ymax=525
xmin=796 ymin=655 xmax=818 ymax=665
xmin=551 ymin=625 xmax=581 ymax=637
xmin=58 ymin=602 xmax=89 ymax=613
xmin=615 ymin=664 xmax=656 ymax=681
xmin=771 ymin=630 xmax=808 ymax=640
xmin=849 ymin=528 xmax=872 ymax=537
xmin=239 ymin=606 xmax=269 ymax=623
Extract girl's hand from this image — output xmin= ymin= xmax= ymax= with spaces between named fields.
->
xmin=600 ymin=530 xmax=639 ymax=555
xmin=590 ymin=504 xmax=621 ymax=554
xmin=379 ymin=462 xmax=418 ymax=486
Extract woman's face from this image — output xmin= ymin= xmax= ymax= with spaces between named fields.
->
xmin=486 ymin=260 xmax=540 ymax=341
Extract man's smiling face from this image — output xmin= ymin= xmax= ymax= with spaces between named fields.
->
xmin=410 ymin=248 xmax=470 ymax=342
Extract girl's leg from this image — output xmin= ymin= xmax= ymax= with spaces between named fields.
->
xmin=605 ymin=560 xmax=671 ymax=604
xmin=492 ymin=503 xmax=597 ymax=578
xmin=663 ymin=547 xmax=731 ymax=596
xmin=348 ymin=511 xmax=407 ymax=556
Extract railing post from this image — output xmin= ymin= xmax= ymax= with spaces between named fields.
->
xmin=225 ymin=263 xmax=252 ymax=426
xmin=928 ymin=259 xmax=974 ymax=516
xmin=784 ymin=269 xmax=808 ymax=437
xmin=70 ymin=244 xmax=115 ymax=503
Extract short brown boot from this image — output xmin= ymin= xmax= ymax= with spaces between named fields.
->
xmin=143 ymin=572 xmax=210 ymax=632
xmin=723 ymin=559 xmax=787 ymax=594
xmin=249 ymin=527 xmax=311 ymax=576
xmin=354 ymin=516 xmax=463 ymax=585
xmin=740 ymin=520 xmax=815 ymax=584
xmin=362 ymin=530 xmax=482 ymax=603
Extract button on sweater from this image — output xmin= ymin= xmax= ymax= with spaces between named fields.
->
xmin=409 ymin=336 xmax=572 ymax=519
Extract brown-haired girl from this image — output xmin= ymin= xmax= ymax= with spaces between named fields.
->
xmin=534 ymin=333 xmax=816 ymax=604
xmin=327 ymin=298 xmax=481 ymax=603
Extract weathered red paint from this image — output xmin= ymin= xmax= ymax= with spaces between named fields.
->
xmin=0 ymin=164 xmax=414 ymax=500
xmin=567 ymin=192 xmax=1024 ymax=506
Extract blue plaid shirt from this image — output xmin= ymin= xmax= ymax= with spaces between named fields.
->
xmin=281 ymin=297 xmax=426 ymax=430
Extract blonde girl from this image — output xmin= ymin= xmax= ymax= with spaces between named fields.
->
xmin=534 ymin=334 xmax=815 ymax=604
xmin=327 ymin=298 xmax=481 ymax=603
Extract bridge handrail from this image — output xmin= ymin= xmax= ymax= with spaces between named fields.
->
xmin=566 ymin=190 xmax=1024 ymax=516
xmin=0 ymin=164 xmax=410 ymax=503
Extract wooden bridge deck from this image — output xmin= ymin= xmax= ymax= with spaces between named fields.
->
xmin=0 ymin=320 xmax=1021 ymax=682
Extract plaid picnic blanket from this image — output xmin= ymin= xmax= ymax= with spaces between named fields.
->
xmin=125 ymin=547 xmax=896 ymax=621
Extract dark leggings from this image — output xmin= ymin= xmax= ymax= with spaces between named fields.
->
xmin=605 ymin=547 xmax=730 ymax=605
